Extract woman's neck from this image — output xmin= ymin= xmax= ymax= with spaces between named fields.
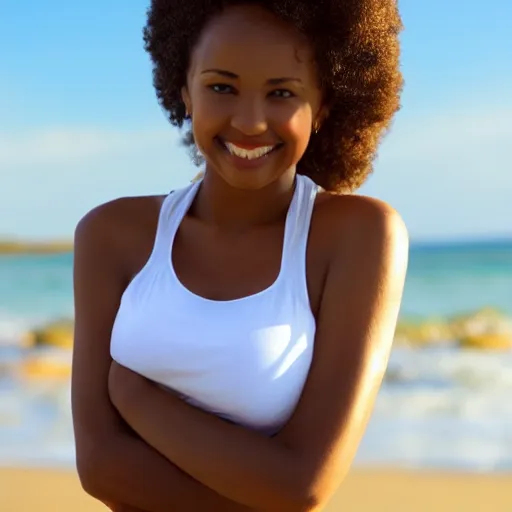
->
xmin=189 ymin=167 xmax=297 ymax=232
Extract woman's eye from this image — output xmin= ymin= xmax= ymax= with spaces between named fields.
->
xmin=270 ymin=89 xmax=295 ymax=99
xmin=209 ymin=84 xmax=235 ymax=94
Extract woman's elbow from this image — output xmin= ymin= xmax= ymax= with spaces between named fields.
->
xmin=288 ymin=474 xmax=347 ymax=512
xmin=266 ymin=478 xmax=322 ymax=512
xmin=282 ymin=465 xmax=339 ymax=512
xmin=268 ymin=494 xmax=320 ymax=512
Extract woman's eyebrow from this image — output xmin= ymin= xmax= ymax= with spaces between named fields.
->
xmin=201 ymin=68 xmax=238 ymax=78
xmin=201 ymin=69 xmax=303 ymax=85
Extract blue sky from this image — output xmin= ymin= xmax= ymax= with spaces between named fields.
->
xmin=1 ymin=0 xmax=511 ymax=242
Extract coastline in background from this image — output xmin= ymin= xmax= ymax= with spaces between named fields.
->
xmin=0 ymin=240 xmax=72 ymax=256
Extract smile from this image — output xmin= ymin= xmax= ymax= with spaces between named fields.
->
xmin=221 ymin=140 xmax=280 ymax=160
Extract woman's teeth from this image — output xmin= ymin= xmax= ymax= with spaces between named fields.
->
xmin=224 ymin=141 xmax=275 ymax=160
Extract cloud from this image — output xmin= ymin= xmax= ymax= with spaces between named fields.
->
xmin=362 ymin=107 xmax=512 ymax=240
xmin=377 ymin=106 xmax=511 ymax=169
xmin=0 ymin=126 xmax=181 ymax=171
xmin=0 ymin=124 xmax=197 ymax=239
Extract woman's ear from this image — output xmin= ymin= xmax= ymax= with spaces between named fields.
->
xmin=315 ymin=105 xmax=329 ymax=131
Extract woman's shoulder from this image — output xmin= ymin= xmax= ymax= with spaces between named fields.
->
xmin=76 ymin=194 xmax=166 ymax=241
xmin=316 ymin=191 xmax=407 ymax=239
xmin=74 ymin=194 xmax=167 ymax=279
xmin=313 ymin=191 xmax=408 ymax=266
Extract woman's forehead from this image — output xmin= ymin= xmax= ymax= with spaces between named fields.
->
xmin=190 ymin=6 xmax=315 ymax=79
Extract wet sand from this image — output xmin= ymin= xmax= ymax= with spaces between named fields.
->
xmin=1 ymin=466 xmax=512 ymax=511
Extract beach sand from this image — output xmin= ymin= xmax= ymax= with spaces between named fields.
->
xmin=2 ymin=466 xmax=512 ymax=511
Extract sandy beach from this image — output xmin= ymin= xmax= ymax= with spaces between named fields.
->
xmin=2 ymin=466 xmax=511 ymax=512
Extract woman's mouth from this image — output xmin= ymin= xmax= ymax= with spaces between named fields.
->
xmin=216 ymin=137 xmax=283 ymax=164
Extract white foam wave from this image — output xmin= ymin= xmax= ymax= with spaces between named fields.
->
xmin=357 ymin=347 xmax=512 ymax=470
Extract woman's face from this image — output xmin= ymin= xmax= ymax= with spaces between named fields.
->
xmin=182 ymin=5 xmax=324 ymax=191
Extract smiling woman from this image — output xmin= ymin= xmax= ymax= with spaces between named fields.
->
xmin=71 ymin=2 xmax=407 ymax=511
xmin=147 ymin=1 xmax=403 ymax=193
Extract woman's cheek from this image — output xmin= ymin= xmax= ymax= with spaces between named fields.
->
xmin=283 ymin=112 xmax=313 ymax=152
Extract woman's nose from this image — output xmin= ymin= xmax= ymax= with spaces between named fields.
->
xmin=230 ymin=99 xmax=268 ymax=136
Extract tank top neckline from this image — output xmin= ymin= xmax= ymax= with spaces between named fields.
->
xmin=163 ymin=176 xmax=305 ymax=305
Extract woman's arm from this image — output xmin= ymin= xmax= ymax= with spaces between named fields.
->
xmin=72 ymin=201 xmax=254 ymax=512
xmin=109 ymin=198 xmax=409 ymax=512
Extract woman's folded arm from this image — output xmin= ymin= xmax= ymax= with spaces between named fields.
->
xmin=72 ymin=203 xmax=254 ymax=512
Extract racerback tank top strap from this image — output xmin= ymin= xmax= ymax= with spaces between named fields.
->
xmin=145 ymin=175 xmax=317 ymax=299
xmin=279 ymin=174 xmax=319 ymax=301
xmin=145 ymin=182 xmax=200 ymax=269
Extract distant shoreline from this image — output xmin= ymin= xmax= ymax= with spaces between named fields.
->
xmin=0 ymin=241 xmax=73 ymax=255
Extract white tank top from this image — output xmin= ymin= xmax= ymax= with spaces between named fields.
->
xmin=110 ymin=174 xmax=318 ymax=435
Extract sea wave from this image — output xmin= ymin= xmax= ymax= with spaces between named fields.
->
xmin=356 ymin=347 xmax=512 ymax=471
xmin=382 ymin=347 xmax=512 ymax=416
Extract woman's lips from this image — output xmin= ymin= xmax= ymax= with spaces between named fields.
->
xmin=224 ymin=141 xmax=276 ymax=150
xmin=216 ymin=137 xmax=283 ymax=169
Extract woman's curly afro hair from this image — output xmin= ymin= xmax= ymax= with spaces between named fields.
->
xmin=143 ymin=0 xmax=403 ymax=193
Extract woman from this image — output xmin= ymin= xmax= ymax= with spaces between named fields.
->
xmin=71 ymin=1 xmax=407 ymax=511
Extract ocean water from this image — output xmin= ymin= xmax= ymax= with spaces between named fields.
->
xmin=0 ymin=240 xmax=511 ymax=471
